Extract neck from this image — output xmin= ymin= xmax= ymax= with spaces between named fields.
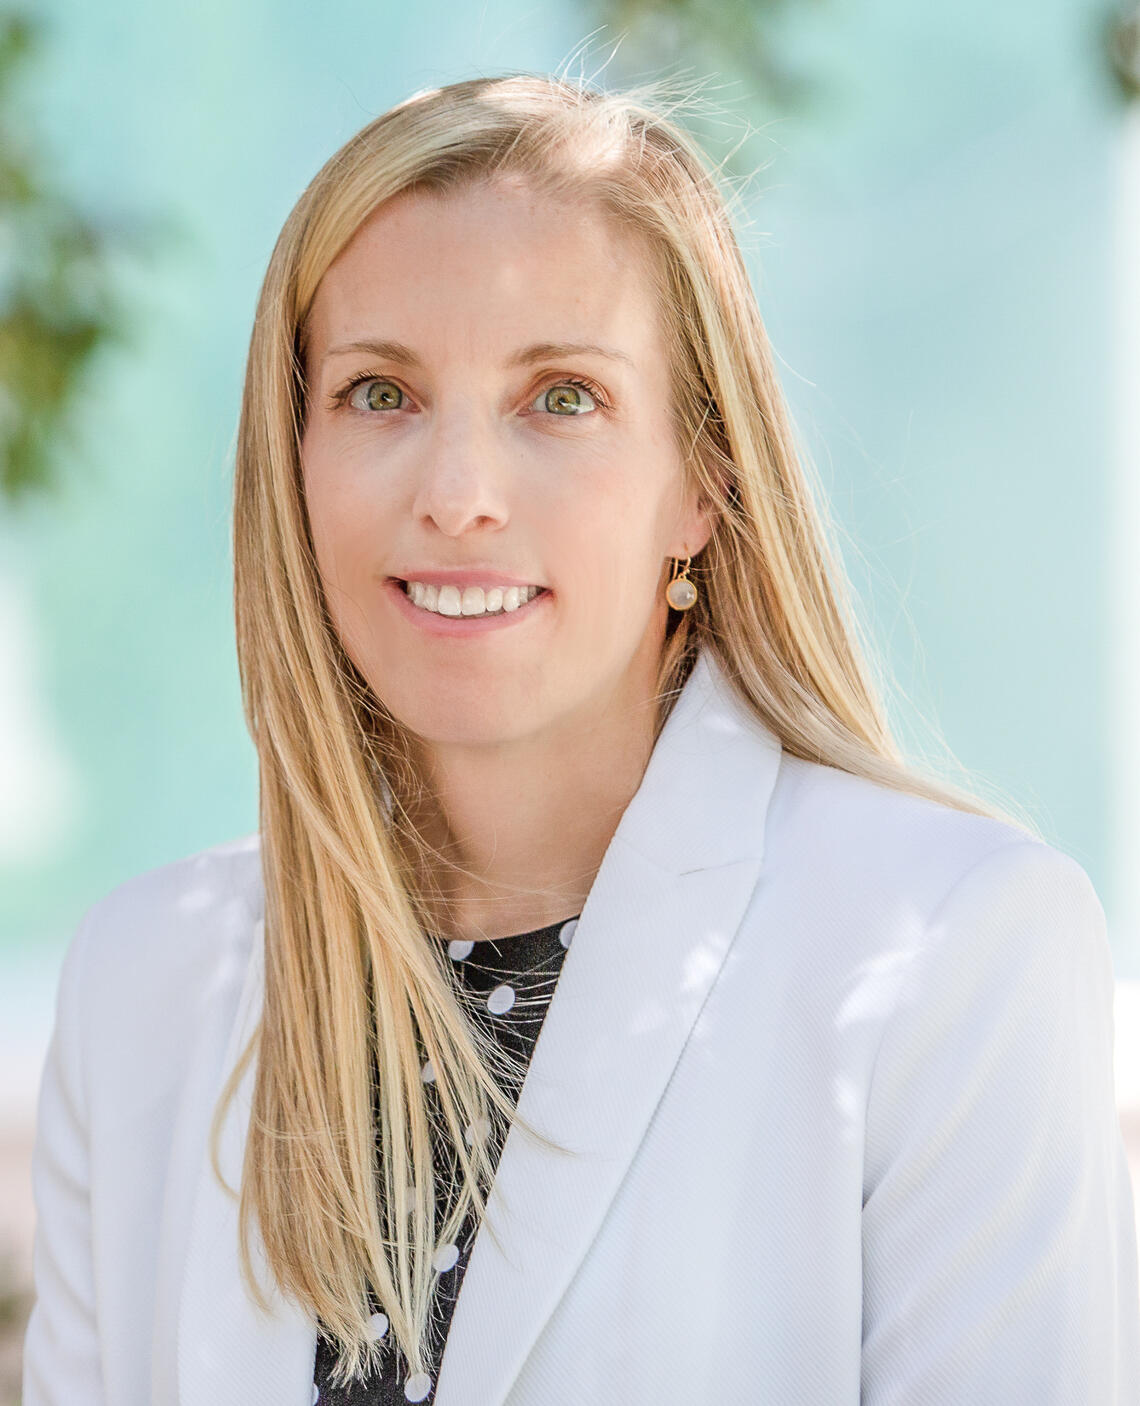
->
xmin=408 ymin=652 xmax=665 ymax=945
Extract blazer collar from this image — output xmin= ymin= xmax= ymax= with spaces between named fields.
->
xmin=176 ymin=645 xmax=784 ymax=1406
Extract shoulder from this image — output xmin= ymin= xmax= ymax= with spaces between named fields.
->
xmin=72 ymin=829 xmax=263 ymax=970
xmin=746 ymin=756 xmax=1113 ymax=1129
xmin=57 ymin=833 xmax=264 ymax=1074
xmin=753 ymin=753 xmax=1108 ymax=1016
xmin=766 ymin=750 xmax=1096 ymax=923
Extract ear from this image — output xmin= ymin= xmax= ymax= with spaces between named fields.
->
xmin=667 ymin=482 xmax=715 ymax=560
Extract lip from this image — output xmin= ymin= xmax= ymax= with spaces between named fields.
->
xmin=384 ymin=577 xmax=552 ymax=636
xmin=387 ymin=569 xmax=546 ymax=589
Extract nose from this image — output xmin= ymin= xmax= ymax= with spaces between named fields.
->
xmin=410 ymin=409 xmax=511 ymax=538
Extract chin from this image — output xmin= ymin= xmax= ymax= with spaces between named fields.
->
xmin=377 ymin=686 xmax=547 ymax=749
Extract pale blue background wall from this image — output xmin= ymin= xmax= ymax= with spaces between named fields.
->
xmin=1 ymin=0 xmax=1129 ymax=1093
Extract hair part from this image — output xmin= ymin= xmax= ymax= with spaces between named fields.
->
xmin=221 ymin=68 xmax=1038 ymax=1386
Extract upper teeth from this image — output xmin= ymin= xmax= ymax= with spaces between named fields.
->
xmin=405 ymin=582 xmax=543 ymax=617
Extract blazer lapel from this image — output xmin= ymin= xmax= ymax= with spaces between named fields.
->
xmin=433 ymin=648 xmax=783 ymax=1405
xmin=175 ymin=647 xmax=782 ymax=1406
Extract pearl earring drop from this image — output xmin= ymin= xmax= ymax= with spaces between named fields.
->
xmin=665 ymin=555 xmax=698 ymax=611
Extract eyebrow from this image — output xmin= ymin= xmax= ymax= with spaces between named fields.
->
xmin=321 ymin=337 xmax=635 ymax=369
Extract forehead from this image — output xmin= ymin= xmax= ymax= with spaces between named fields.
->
xmin=304 ymin=176 xmax=666 ymax=370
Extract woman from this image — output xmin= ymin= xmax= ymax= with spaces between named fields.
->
xmin=23 ymin=73 xmax=1140 ymax=1404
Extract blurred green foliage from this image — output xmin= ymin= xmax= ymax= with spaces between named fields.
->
xmin=585 ymin=0 xmax=1140 ymax=174
xmin=1105 ymin=2 xmax=1140 ymax=100
xmin=0 ymin=0 xmax=1133 ymax=511
xmin=590 ymin=0 xmax=819 ymax=106
xmin=0 ymin=12 xmax=121 ymax=506
xmin=580 ymin=0 xmax=830 ymax=178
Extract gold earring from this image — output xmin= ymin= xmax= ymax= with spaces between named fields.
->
xmin=665 ymin=555 xmax=698 ymax=611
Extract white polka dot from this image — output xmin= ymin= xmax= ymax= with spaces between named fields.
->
xmin=463 ymin=1117 xmax=491 ymax=1146
xmin=558 ymin=918 xmax=578 ymax=948
xmin=432 ymin=1241 xmax=460 ymax=1273
xmin=420 ymin=1059 xmax=435 ymax=1083
xmin=367 ymin=1311 xmax=389 ymax=1341
xmin=486 ymin=983 xmax=516 ymax=1015
xmin=312 ymin=1386 xmax=320 ymax=1405
xmin=404 ymin=1371 xmax=433 ymax=1401
xmin=448 ymin=939 xmax=475 ymax=961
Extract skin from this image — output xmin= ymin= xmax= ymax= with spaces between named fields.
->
xmin=300 ymin=174 xmax=712 ymax=942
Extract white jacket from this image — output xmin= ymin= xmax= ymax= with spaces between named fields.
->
xmin=23 ymin=647 xmax=1140 ymax=1404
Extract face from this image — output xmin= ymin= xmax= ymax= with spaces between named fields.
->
xmin=300 ymin=176 xmax=712 ymax=750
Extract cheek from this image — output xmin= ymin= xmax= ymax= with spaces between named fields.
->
xmin=302 ymin=495 xmax=384 ymax=677
xmin=562 ymin=506 xmax=668 ymax=615
xmin=303 ymin=424 xmax=366 ymax=525
xmin=545 ymin=470 xmax=675 ymax=603
xmin=301 ymin=448 xmax=381 ymax=596
xmin=583 ymin=463 xmax=682 ymax=569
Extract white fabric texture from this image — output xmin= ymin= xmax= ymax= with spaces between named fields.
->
xmin=22 ymin=646 xmax=1140 ymax=1404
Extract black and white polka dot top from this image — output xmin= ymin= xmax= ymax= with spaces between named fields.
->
xmin=311 ymin=912 xmax=581 ymax=1405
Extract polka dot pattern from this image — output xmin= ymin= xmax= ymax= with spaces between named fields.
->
xmin=463 ymin=1117 xmax=491 ymax=1147
xmin=486 ymin=983 xmax=516 ymax=1015
xmin=311 ymin=912 xmax=579 ymax=1404
xmin=432 ymin=1242 xmax=460 ymax=1274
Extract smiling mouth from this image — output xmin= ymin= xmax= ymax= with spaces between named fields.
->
xmin=397 ymin=580 xmax=548 ymax=619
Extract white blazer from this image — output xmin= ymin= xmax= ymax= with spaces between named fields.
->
xmin=23 ymin=647 xmax=1140 ymax=1404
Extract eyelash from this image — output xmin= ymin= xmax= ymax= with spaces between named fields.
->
xmin=327 ymin=372 xmax=608 ymax=415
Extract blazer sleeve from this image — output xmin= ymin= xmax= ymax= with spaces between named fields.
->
xmin=861 ymin=838 xmax=1140 ymax=1404
xmin=22 ymin=908 xmax=107 ymax=1406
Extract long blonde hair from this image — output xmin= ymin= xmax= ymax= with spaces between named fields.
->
xmin=219 ymin=70 xmax=1037 ymax=1386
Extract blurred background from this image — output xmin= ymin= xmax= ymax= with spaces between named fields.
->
xmin=2 ymin=0 xmax=1139 ymax=1393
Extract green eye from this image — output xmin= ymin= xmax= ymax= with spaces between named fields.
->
xmin=349 ymin=379 xmax=404 ymax=412
xmin=538 ymin=382 xmax=598 ymax=415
